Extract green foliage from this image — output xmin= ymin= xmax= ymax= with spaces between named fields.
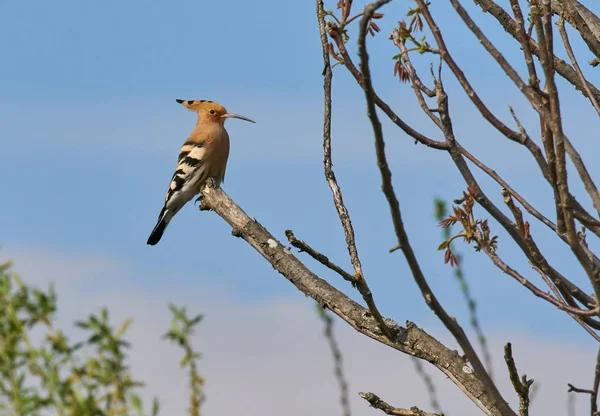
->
xmin=162 ymin=305 xmax=205 ymax=416
xmin=0 ymin=260 xmax=204 ymax=416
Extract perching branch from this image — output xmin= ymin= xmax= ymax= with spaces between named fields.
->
xmin=199 ymin=184 xmax=512 ymax=416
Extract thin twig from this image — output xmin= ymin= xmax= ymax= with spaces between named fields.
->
xmin=568 ymin=383 xmax=595 ymax=395
xmin=509 ymin=0 xmax=539 ymax=90
xmin=475 ymin=0 xmax=600 ymax=221
xmin=326 ymin=22 xmax=449 ymax=150
xmin=537 ymin=0 xmax=600 ymax=312
xmin=564 ymin=137 xmax=600 ymax=218
xmin=391 ymin=32 xmax=443 ymax=130
xmin=533 ymin=264 xmax=600 ymax=340
xmin=414 ymin=0 xmax=525 ymax=145
xmin=504 ymin=343 xmax=534 ymax=416
xmin=557 ymin=18 xmax=600 ymax=117
xmin=319 ymin=0 xmax=363 ymax=279
xmin=333 ymin=5 xmax=577 ymax=309
xmin=473 ymin=228 xmax=600 ymax=322
xmin=412 ymin=0 xmax=597 ymax=312
xmin=446 ymin=0 xmax=600 ymax=318
xmin=285 ymin=230 xmax=357 ymax=284
xmin=459 ymin=143 xmax=556 ymax=233
xmin=566 ymin=346 xmax=600 ymax=416
xmin=435 ymin=199 xmax=493 ymax=379
xmin=316 ymin=0 xmax=392 ymax=339
xmin=360 ymin=392 xmax=442 ymax=416
xmin=357 ymin=3 xmax=514 ymax=416
xmin=473 ymin=0 xmax=600 ymax=103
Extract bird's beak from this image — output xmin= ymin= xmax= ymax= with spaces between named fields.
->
xmin=222 ymin=112 xmax=256 ymax=123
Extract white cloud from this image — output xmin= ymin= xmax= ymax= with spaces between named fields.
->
xmin=1 ymin=247 xmax=596 ymax=416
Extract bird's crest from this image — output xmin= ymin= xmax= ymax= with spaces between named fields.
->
xmin=176 ymin=99 xmax=226 ymax=114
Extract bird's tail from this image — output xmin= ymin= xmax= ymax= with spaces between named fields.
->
xmin=147 ymin=209 xmax=170 ymax=246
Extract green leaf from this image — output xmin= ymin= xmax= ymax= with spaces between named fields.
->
xmin=130 ymin=392 xmax=143 ymax=414
xmin=152 ymin=398 xmax=160 ymax=416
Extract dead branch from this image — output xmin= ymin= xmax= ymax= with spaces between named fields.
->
xmin=357 ymin=2 xmax=513 ymax=415
xmin=551 ymin=0 xmax=600 ymax=60
xmin=316 ymin=0 xmax=391 ymax=339
xmin=285 ymin=230 xmax=356 ymax=284
xmin=566 ymin=346 xmax=600 ymax=416
xmin=557 ymin=18 xmax=600 ymax=117
xmin=473 ymin=0 xmax=600 ymax=103
xmin=360 ymin=392 xmax=442 ymax=416
xmin=199 ymin=184 xmax=513 ymax=416
xmin=504 ymin=343 xmax=534 ymax=416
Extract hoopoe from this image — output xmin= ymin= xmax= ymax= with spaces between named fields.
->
xmin=147 ymin=99 xmax=255 ymax=245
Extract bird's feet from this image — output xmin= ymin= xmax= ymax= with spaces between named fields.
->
xmin=196 ymin=178 xmax=219 ymax=211
xmin=206 ymin=177 xmax=218 ymax=189
xmin=196 ymin=194 xmax=212 ymax=211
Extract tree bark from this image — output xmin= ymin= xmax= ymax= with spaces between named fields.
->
xmin=200 ymin=185 xmax=514 ymax=416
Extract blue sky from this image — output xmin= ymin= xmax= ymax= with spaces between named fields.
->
xmin=2 ymin=1 xmax=600 ymax=412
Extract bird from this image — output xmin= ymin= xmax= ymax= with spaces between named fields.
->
xmin=147 ymin=99 xmax=255 ymax=246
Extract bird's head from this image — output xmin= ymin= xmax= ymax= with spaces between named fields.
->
xmin=176 ymin=99 xmax=255 ymax=125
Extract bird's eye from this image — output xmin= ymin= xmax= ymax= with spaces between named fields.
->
xmin=209 ymin=109 xmax=215 ymax=115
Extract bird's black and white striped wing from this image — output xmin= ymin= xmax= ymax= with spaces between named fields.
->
xmin=147 ymin=136 xmax=209 ymax=245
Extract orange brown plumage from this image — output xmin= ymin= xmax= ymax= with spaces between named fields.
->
xmin=147 ymin=99 xmax=255 ymax=245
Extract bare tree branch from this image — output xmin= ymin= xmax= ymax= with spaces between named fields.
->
xmin=557 ymin=18 xmax=600 ymax=118
xmin=285 ymin=230 xmax=357 ymax=284
xmin=473 ymin=0 xmax=600 ymax=102
xmin=551 ymin=0 xmax=600 ymax=60
xmin=472 ymin=225 xmax=600 ymax=326
xmin=316 ymin=0 xmax=391 ymax=339
xmin=199 ymin=184 xmax=514 ymax=416
xmin=356 ymin=3 xmax=513 ymax=415
xmin=445 ymin=0 xmax=600 ymax=318
xmin=360 ymin=392 xmax=442 ymax=416
xmin=504 ymin=343 xmax=534 ymax=416
xmin=566 ymin=346 xmax=600 ymax=416
xmin=326 ymin=23 xmax=449 ymax=150
xmin=408 ymin=0 xmax=599 ymax=316
xmin=458 ymin=143 xmax=556 ymax=233
xmin=434 ymin=199 xmax=493 ymax=379
xmin=564 ymin=138 xmax=600 ymax=219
